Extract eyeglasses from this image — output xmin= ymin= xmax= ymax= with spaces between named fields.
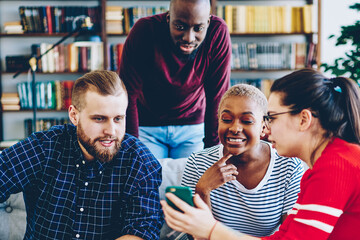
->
xmin=263 ymin=111 xmax=295 ymax=129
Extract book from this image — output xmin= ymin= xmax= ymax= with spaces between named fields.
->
xmin=116 ymin=43 xmax=124 ymax=71
xmin=40 ymin=43 xmax=48 ymax=73
xmin=247 ymin=43 xmax=258 ymax=69
xmin=1 ymin=93 xmax=20 ymax=105
xmin=5 ymin=55 xmax=31 ymax=72
xmin=18 ymin=6 xmax=29 ymax=33
xmin=46 ymin=5 xmax=53 ymax=34
xmin=61 ymin=81 xmax=74 ymax=110
xmin=2 ymin=104 xmax=21 ymax=111
xmin=224 ymin=5 xmax=233 ymax=33
xmin=3 ymin=21 xmax=24 ymax=34
xmin=231 ymin=43 xmax=240 ymax=69
xmin=0 ymin=140 xmax=20 ymax=150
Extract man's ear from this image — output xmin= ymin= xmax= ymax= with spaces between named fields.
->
xmin=299 ymin=109 xmax=313 ymax=131
xmin=68 ymin=105 xmax=79 ymax=126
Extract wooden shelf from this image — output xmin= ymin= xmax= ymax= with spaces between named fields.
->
xmin=230 ymin=32 xmax=317 ymax=37
xmin=2 ymin=71 xmax=87 ymax=75
xmin=231 ymin=69 xmax=295 ymax=73
xmin=0 ymin=32 xmax=101 ymax=37
xmin=2 ymin=109 xmax=68 ymax=113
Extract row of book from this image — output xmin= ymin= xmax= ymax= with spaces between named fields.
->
xmin=231 ymin=42 xmax=317 ymax=70
xmin=230 ymin=78 xmax=274 ymax=98
xmin=24 ymin=118 xmax=70 ymax=137
xmin=1 ymin=93 xmax=21 ymax=111
xmin=29 ymin=42 xmax=104 ymax=73
xmin=6 ymin=42 xmax=122 ymax=73
xmin=106 ymin=6 xmax=168 ymax=34
xmin=17 ymin=81 xmax=74 ymax=110
xmin=19 ymin=6 xmax=100 ymax=33
xmin=217 ymin=5 xmax=313 ymax=34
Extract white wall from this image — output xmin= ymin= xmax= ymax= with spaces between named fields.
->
xmin=321 ymin=0 xmax=359 ymax=77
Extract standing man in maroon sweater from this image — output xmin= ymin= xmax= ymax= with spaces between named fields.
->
xmin=119 ymin=0 xmax=231 ymax=159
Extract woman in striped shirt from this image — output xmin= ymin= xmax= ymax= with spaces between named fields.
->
xmin=181 ymin=84 xmax=304 ymax=237
xmin=162 ymin=68 xmax=360 ymax=240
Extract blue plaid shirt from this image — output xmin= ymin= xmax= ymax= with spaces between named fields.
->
xmin=0 ymin=124 xmax=163 ymax=240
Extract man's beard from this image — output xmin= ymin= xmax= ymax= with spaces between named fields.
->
xmin=77 ymin=122 xmax=122 ymax=163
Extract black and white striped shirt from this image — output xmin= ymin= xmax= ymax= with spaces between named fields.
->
xmin=182 ymin=141 xmax=304 ymax=237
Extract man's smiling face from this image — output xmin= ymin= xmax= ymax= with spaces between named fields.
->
xmin=167 ymin=0 xmax=210 ymax=55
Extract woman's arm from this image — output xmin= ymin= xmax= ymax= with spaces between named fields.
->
xmin=161 ymin=193 xmax=260 ymax=240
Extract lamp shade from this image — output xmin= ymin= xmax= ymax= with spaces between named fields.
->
xmin=74 ymin=33 xmax=101 ymax=43
xmin=73 ymin=15 xmax=101 ymax=43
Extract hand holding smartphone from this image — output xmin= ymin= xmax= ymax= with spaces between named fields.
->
xmin=165 ymin=186 xmax=194 ymax=212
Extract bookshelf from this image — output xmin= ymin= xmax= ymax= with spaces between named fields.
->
xmin=0 ymin=0 xmax=321 ymax=142
xmin=210 ymin=0 xmax=321 ymax=97
xmin=0 ymin=0 xmax=104 ymax=141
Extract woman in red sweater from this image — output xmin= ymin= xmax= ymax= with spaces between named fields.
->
xmin=162 ymin=68 xmax=360 ymax=240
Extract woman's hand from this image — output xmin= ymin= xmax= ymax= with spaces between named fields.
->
xmin=161 ymin=193 xmax=217 ymax=239
xmin=196 ymin=153 xmax=237 ymax=196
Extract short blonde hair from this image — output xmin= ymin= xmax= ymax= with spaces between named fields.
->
xmin=72 ymin=70 xmax=127 ymax=111
xmin=218 ymin=84 xmax=268 ymax=115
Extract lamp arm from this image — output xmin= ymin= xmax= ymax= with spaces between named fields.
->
xmin=13 ymin=26 xmax=81 ymax=78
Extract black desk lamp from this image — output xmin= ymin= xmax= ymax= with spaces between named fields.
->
xmin=13 ymin=16 xmax=101 ymax=133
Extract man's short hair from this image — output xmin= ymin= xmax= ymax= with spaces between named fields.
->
xmin=218 ymin=84 xmax=268 ymax=116
xmin=170 ymin=0 xmax=211 ymax=10
xmin=72 ymin=70 xmax=127 ymax=111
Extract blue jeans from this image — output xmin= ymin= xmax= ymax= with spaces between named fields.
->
xmin=139 ymin=124 xmax=205 ymax=159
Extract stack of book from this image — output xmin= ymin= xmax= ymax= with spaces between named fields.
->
xmin=3 ymin=21 xmax=24 ymax=34
xmin=0 ymin=140 xmax=20 ymax=150
xmin=106 ymin=6 xmax=124 ymax=34
xmin=1 ymin=93 xmax=21 ymax=111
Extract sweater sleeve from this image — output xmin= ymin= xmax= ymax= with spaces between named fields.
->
xmin=119 ymin=18 xmax=151 ymax=137
xmin=203 ymin=18 xmax=231 ymax=148
xmin=264 ymin=153 xmax=357 ymax=240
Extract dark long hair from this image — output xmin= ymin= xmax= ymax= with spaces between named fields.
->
xmin=271 ymin=68 xmax=360 ymax=146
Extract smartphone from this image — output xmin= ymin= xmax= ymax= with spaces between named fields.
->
xmin=165 ymin=186 xmax=194 ymax=212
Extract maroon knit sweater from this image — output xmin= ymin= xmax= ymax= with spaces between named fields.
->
xmin=119 ymin=13 xmax=231 ymax=147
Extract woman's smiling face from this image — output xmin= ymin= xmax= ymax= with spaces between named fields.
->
xmin=218 ymin=96 xmax=264 ymax=156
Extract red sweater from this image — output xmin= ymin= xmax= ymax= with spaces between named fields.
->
xmin=119 ymin=13 xmax=231 ymax=147
xmin=263 ymin=138 xmax=360 ymax=240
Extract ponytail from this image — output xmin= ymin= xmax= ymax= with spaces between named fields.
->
xmin=333 ymin=77 xmax=360 ymax=144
